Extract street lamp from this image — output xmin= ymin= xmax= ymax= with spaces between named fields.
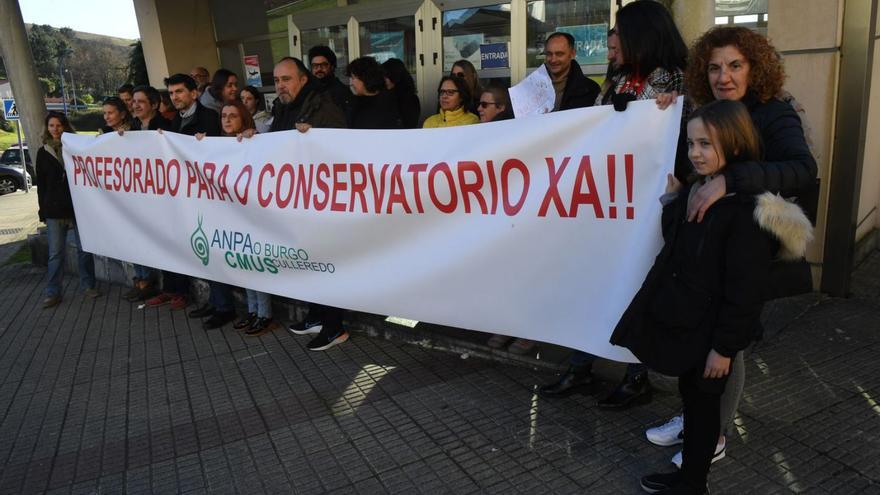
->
xmin=57 ymin=47 xmax=73 ymax=114
xmin=65 ymin=68 xmax=77 ymax=112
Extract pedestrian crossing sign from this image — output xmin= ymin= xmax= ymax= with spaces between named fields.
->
xmin=3 ymin=99 xmax=19 ymax=121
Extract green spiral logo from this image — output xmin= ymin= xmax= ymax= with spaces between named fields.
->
xmin=191 ymin=215 xmax=210 ymax=266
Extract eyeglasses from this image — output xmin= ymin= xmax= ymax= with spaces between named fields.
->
xmin=312 ymin=62 xmax=331 ymax=69
xmin=452 ymin=72 xmax=466 ymax=78
xmin=478 ymin=101 xmax=499 ymax=109
xmin=438 ymin=89 xmax=460 ymax=97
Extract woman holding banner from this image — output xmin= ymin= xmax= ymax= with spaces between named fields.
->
xmin=195 ymin=101 xmax=278 ymax=336
xmin=643 ymin=25 xmax=818 ymax=477
xmin=539 ymin=0 xmax=688 ymax=410
xmin=36 ymin=112 xmax=100 ymax=308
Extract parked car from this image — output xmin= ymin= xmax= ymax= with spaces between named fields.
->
xmin=0 ymin=145 xmax=32 ymax=194
xmin=0 ymin=161 xmax=31 ymax=194
xmin=0 ymin=145 xmax=34 ymax=179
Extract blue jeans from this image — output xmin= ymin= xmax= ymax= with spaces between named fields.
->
xmin=45 ymin=218 xmax=95 ymax=297
xmin=570 ymin=350 xmax=647 ymax=377
xmin=133 ymin=264 xmax=153 ymax=280
xmin=246 ymin=290 xmax=272 ymax=318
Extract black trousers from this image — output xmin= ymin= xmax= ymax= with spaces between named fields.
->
xmin=162 ymin=271 xmax=190 ymax=296
xmin=307 ymin=303 xmax=344 ymax=338
xmin=678 ymin=359 xmax=731 ymax=490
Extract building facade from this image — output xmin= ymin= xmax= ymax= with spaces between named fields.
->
xmin=132 ymin=0 xmax=878 ymax=295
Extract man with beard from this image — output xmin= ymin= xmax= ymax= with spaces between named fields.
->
xmin=308 ymin=45 xmax=352 ymax=115
xmin=270 ymin=57 xmax=349 ymax=351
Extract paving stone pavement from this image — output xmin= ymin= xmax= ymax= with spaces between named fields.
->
xmin=0 ymin=252 xmax=879 ymax=494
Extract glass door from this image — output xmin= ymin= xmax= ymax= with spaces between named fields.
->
xmin=441 ymin=3 xmax=513 ymax=88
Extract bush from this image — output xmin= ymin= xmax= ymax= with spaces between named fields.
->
xmin=68 ymin=109 xmax=105 ymax=131
xmin=81 ymin=94 xmax=94 ymax=105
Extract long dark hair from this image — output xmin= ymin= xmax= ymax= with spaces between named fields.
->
xmin=209 ymin=68 xmax=237 ymax=99
xmin=382 ymin=58 xmax=416 ymax=95
xmin=43 ymin=111 xmax=76 ymax=142
xmin=615 ymin=0 xmax=687 ymax=78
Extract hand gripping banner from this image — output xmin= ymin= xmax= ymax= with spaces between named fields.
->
xmin=62 ymin=99 xmax=683 ymax=361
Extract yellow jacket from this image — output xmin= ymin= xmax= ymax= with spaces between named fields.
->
xmin=422 ymin=107 xmax=480 ymax=128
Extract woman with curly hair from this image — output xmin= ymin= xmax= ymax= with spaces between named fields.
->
xmin=642 ymin=27 xmax=817 ymax=493
xmin=346 ymin=56 xmax=402 ymax=129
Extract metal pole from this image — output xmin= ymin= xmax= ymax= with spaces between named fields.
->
xmin=15 ymin=121 xmax=27 ymax=193
xmin=67 ymin=69 xmax=78 ymax=112
xmin=58 ymin=56 xmax=68 ymax=115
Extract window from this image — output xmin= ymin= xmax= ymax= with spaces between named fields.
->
xmin=442 ymin=4 xmax=512 ymax=86
xmin=359 ymin=16 xmax=417 ymax=75
xmin=715 ymin=0 xmax=768 ymax=35
xmin=526 ymin=0 xmax=611 ymax=72
xmin=302 ymin=25 xmax=350 ymax=79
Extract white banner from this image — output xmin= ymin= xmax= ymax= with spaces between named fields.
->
xmin=62 ymin=99 xmax=683 ymax=361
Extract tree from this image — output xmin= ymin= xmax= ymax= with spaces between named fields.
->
xmin=37 ymin=77 xmax=56 ymax=95
xmin=126 ymin=41 xmax=149 ymax=86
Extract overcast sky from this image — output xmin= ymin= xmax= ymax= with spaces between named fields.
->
xmin=20 ymin=0 xmax=141 ymax=39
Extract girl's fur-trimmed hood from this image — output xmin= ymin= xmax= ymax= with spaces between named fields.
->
xmin=753 ymin=192 xmax=814 ymax=260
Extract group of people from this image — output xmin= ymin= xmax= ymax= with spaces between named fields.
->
xmin=34 ymin=1 xmax=817 ymax=493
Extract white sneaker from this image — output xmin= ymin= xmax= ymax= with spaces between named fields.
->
xmin=671 ymin=437 xmax=726 ymax=469
xmin=646 ymin=415 xmax=684 ymax=447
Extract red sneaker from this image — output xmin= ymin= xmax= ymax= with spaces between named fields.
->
xmin=145 ymin=293 xmax=173 ymax=307
xmin=169 ymin=295 xmax=188 ymax=311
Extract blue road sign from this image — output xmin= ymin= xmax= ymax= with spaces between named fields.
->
xmin=3 ymin=99 xmax=20 ymax=121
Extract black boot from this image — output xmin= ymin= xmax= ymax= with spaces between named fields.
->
xmin=597 ymin=371 xmax=652 ymax=410
xmin=538 ymin=365 xmax=593 ymax=398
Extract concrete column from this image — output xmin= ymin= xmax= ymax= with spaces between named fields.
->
xmin=133 ymin=0 xmax=219 ymax=88
xmin=671 ymin=0 xmax=715 ymax=46
xmin=0 ymin=0 xmax=48 ymax=162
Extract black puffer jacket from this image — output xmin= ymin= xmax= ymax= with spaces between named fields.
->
xmin=35 ymin=144 xmax=75 ymax=221
xmin=558 ymin=62 xmax=601 ymax=111
xmin=611 ymin=180 xmax=814 ymax=376
xmin=723 ymin=91 xmax=818 ymax=220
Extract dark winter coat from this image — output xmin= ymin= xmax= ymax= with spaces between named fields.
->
xmin=723 ymin=91 xmax=819 ymax=221
xmin=315 ymin=75 xmax=352 ymax=116
xmin=130 ymin=114 xmax=173 ymax=131
xmin=35 ymin=144 xmax=75 ymax=222
xmin=171 ymin=101 xmax=222 ymax=137
xmin=490 ymin=107 xmax=515 ymax=122
xmin=557 ymin=62 xmax=601 ymax=111
xmin=348 ymin=91 xmax=402 ymax=129
xmin=269 ymin=83 xmax=347 ymax=132
xmin=392 ymin=89 xmax=421 ymax=129
xmin=609 ymin=183 xmax=813 ymax=376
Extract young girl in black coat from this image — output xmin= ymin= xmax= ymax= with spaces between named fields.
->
xmin=611 ymin=99 xmax=813 ymax=494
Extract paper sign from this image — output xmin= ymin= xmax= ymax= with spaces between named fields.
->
xmin=509 ymin=64 xmax=556 ymax=117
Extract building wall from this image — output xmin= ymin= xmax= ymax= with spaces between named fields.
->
xmin=134 ymin=0 xmax=220 ymax=87
xmin=769 ymin=0 xmax=844 ymax=277
xmin=857 ymin=30 xmax=880 ymax=243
